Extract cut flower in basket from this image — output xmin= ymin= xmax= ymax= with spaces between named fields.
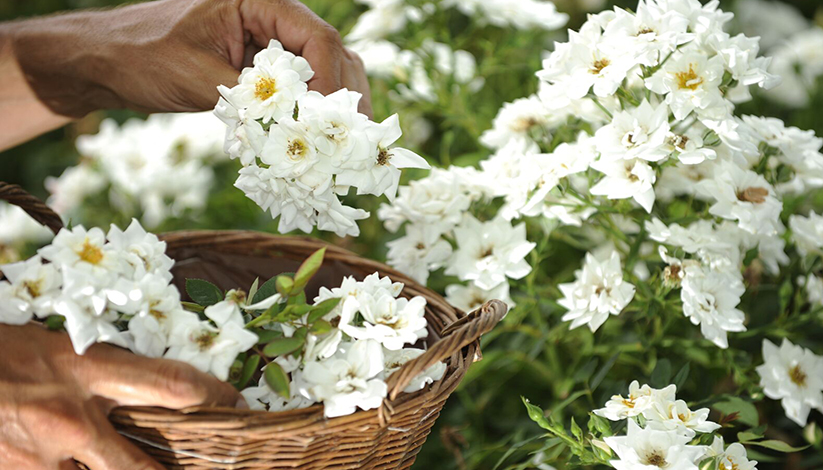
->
xmin=0 ymin=219 xmax=447 ymax=418
xmin=233 ymin=249 xmax=446 ymax=418
xmin=214 ymin=39 xmax=430 ymax=237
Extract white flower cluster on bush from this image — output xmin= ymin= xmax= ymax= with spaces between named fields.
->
xmin=214 ymin=39 xmax=429 ymax=237
xmin=379 ymin=0 xmax=823 ymax=355
xmin=595 ymin=380 xmax=756 ymax=470
xmin=241 ymin=273 xmax=446 ymax=418
xmin=756 ymin=338 xmax=823 ymax=426
xmin=47 ymin=113 xmax=225 ymax=228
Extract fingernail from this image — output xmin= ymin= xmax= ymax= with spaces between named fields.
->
xmin=236 ymin=397 xmax=250 ymax=409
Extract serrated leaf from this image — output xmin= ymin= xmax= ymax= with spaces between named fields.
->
xmin=310 ymin=319 xmax=333 ymax=335
xmin=253 ymin=277 xmax=280 ymax=306
xmin=650 ymin=358 xmax=672 ymax=388
xmin=714 ymin=397 xmax=759 ymax=427
xmin=263 ymin=363 xmax=290 ymax=399
xmin=186 ymin=279 xmax=223 ymax=307
xmin=308 ymin=297 xmax=341 ymax=322
xmin=294 ymin=247 xmax=326 ymax=290
xmin=263 ymin=336 xmax=305 ymax=357
xmin=747 ymin=439 xmax=809 ymax=453
xmin=237 ymin=354 xmax=261 ymax=389
xmin=276 ymin=275 xmax=294 ymax=297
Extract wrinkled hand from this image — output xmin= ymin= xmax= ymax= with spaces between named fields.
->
xmin=0 ymin=323 xmax=242 ymax=470
xmin=10 ymin=0 xmax=371 ymax=118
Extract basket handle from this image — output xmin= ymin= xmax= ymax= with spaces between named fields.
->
xmin=0 ymin=182 xmax=63 ymax=234
xmin=385 ymin=299 xmax=507 ymax=400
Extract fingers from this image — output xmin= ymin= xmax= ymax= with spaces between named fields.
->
xmin=190 ymin=54 xmax=242 ymax=110
xmin=343 ymin=48 xmax=373 ymax=118
xmin=58 ymin=461 xmax=82 ymax=470
xmin=73 ymin=343 xmax=241 ymax=409
xmin=74 ymin=402 xmax=165 ymax=470
xmin=239 ymin=0 xmax=372 ymax=103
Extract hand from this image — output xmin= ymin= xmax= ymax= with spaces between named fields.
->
xmin=0 ymin=323 xmax=243 ymax=470
xmin=7 ymin=0 xmax=371 ymax=118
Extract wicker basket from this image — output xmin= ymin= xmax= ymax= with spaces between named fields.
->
xmin=0 ymin=182 xmax=507 ymax=470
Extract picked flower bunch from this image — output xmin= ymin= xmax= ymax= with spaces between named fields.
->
xmin=0 ymin=219 xmax=445 ymax=418
xmin=213 ymin=39 xmax=430 ymax=237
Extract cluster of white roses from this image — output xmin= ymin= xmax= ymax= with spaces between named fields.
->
xmin=241 ymin=273 xmax=446 ymax=418
xmin=595 ymin=380 xmax=756 ymax=470
xmin=214 ymin=40 xmax=429 ymax=237
xmin=46 ymin=113 xmax=225 ymax=228
xmin=376 ymin=166 xmax=533 ymax=312
xmin=0 ymin=219 xmax=255 ymax=380
xmin=380 ymin=0 xmax=823 ymax=356
xmin=756 ymin=338 xmax=823 ymax=427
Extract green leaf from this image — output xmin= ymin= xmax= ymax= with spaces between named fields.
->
xmin=44 ymin=315 xmax=65 ymax=330
xmin=308 ymin=297 xmax=341 ymax=322
xmin=778 ymin=279 xmax=793 ymax=314
xmin=287 ymin=290 xmax=307 ymax=307
xmin=310 ymin=319 xmax=333 ymax=335
xmin=590 ymin=353 xmax=619 ymax=392
xmin=714 ymin=397 xmax=759 ymax=427
xmin=672 ymin=362 xmax=690 ymax=390
xmin=186 ymin=279 xmax=223 ymax=307
xmin=293 ymin=247 xmax=326 ymax=290
xmin=236 ymin=354 xmax=261 ymax=389
xmin=650 ymin=358 xmax=672 ymax=388
xmin=275 ymin=275 xmax=294 ymax=297
xmin=247 ymin=277 xmax=260 ymax=305
xmin=570 ymin=417 xmax=583 ymax=441
xmin=262 ymin=336 xmax=305 ymax=357
xmin=263 ymin=362 xmax=290 ymax=399
xmin=254 ymin=329 xmax=284 ymax=344
xmin=738 ymin=430 xmax=764 ymax=442
xmin=698 ymin=456 xmax=719 ymax=470
xmin=181 ymin=301 xmax=205 ymax=313
xmin=742 ymin=246 xmax=759 ymax=267
xmin=252 ymin=277 xmax=280 ymax=305
xmin=746 ymin=440 xmax=809 ymax=453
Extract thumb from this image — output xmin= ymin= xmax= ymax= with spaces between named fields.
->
xmin=188 ymin=54 xmax=241 ymax=111
xmin=73 ymin=342 xmax=242 ymax=409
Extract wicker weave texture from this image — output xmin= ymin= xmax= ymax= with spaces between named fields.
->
xmin=1 ymin=183 xmax=508 ymax=469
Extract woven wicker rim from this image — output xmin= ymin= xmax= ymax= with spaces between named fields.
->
xmin=0 ymin=181 xmax=507 ymax=432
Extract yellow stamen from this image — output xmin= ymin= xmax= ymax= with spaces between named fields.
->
xmin=255 ymin=77 xmax=278 ymax=100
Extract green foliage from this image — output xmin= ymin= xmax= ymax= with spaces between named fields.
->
xmin=185 ymin=279 xmax=223 ymax=307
